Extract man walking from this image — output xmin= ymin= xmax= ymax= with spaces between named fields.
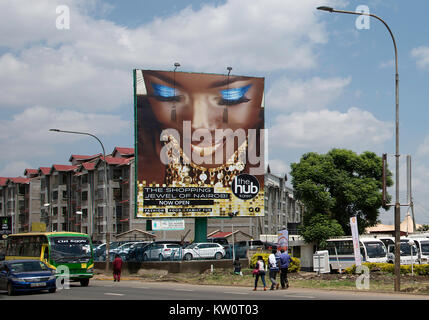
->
xmin=113 ymin=254 xmax=123 ymax=282
xmin=279 ymin=248 xmax=291 ymax=289
xmin=268 ymin=249 xmax=280 ymax=290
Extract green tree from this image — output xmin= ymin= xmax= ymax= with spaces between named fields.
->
xmin=299 ymin=213 xmax=344 ymax=249
xmin=291 ymin=148 xmax=393 ymax=235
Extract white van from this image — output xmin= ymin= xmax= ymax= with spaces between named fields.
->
xmin=408 ymin=237 xmax=429 ymax=264
xmin=326 ymin=237 xmax=387 ymax=271
xmin=381 ymin=237 xmax=419 ymax=265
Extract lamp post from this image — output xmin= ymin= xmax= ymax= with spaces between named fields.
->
xmin=76 ymin=211 xmax=83 ymax=234
xmin=49 ymin=129 xmax=111 ymax=272
xmin=44 ymin=203 xmax=51 ymax=231
xmin=317 ymin=5 xmax=401 ymax=292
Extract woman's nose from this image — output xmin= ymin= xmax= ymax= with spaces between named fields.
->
xmin=191 ymin=94 xmax=220 ymax=130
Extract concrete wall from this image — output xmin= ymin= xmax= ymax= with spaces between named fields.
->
xmin=95 ymin=259 xmax=249 ymax=275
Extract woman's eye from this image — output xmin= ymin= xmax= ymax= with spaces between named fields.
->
xmin=218 ymin=84 xmax=252 ymax=105
xmin=150 ymin=83 xmax=180 ymax=101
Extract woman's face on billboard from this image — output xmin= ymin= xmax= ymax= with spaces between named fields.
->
xmin=143 ymin=71 xmax=264 ymax=167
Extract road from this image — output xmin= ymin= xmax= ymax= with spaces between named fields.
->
xmin=1 ymin=279 xmax=428 ymax=300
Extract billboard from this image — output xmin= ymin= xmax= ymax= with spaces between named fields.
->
xmin=134 ymin=69 xmax=265 ymax=218
xmin=1 ymin=216 xmax=12 ymax=238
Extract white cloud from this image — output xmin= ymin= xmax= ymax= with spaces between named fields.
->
xmin=0 ymin=106 xmax=130 ymax=161
xmin=269 ymin=107 xmax=392 ymax=150
xmin=0 ymin=0 xmax=345 ymax=111
xmin=0 ymin=161 xmax=33 ymax=177
xmin=411 ymin=46 xmax=429 ymax=70
xmin=267 ymin=76 xmax=351 ymax=111
xmin=417 ymin=135 xmax=429 ymax=156
xmin=267 ymin=159 xmax=289 ymax=176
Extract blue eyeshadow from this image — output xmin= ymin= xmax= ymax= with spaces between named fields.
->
xmin=151 ymin=83 xmax=176 ymax=98
xmin=221 ymin=84 xmax=251 ymax=101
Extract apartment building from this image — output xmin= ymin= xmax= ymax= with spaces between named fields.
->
xmin=0 ymin=150 xmax=303 ymax=243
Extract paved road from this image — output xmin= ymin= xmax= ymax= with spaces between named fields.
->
xmin=1 ymin=279 xmax=428 ymax=300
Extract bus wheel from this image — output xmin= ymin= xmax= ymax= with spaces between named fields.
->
xmin=80 ymin=279 xmax=90 ymax=287
xmin=49 ymin=288 xmax=57 ymax=293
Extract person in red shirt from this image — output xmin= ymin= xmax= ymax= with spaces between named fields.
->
xmin=113 ymin=254 xmax=123 ymax=282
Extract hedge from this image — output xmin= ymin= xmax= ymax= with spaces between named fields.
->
xmin=344 ymin=262 xmax=429 ymax=275
xmin=250 ymin=253 xmax=301 ymax=273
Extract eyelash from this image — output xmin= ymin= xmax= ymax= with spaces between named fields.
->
xmin=149 ymin=83 xmax=252 ymax=105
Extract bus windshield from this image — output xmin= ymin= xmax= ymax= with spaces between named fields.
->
xmin=50 ymin=237 xmax=92 ymax=262
xmin=364 ymin=242 xmax=386 ymax=258
xmin=400 ymin=242 xmax=417 ymax=256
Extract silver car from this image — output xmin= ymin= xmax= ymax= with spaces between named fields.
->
xmin=182 ymin=243 xmax=225 ymax=261
xmin=143 ymin=243 xmax=182 ymax=261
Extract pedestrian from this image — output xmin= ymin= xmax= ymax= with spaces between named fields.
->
xmin=268 ymin=249 xmax=280 ymax=290
xmin=279 ymin=248 xmax=292 ymax=289
xmin=113 ymin=254 xmax=123 ymax=282
xmin=233 ymin=257 xmax=242 ymax=275
xmin=253 ymin=255 xmax=267 ymax=291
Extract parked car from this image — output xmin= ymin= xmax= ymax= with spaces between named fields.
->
xmin=0 ymin=260 xmax=56 ymax=296
xmin=125 ymin=242 xmax=151 ymax=262
xmin=142 ymin=242 xmax=182 ymax=261
xmin=207 ymin=237 xmax=229 ymax=246
xmin=109 ymin=242 xmax=141 ymax=261
xmin=181 ymin=243 xmax=225 ymax=261
xmin=224 ymin=244 xmax=247 ymax=259
xmin=235 ymin=240 xmax=265 ymax=250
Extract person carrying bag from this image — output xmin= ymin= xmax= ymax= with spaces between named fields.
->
xmin=253 ymin=256 xmax=267 ymax=291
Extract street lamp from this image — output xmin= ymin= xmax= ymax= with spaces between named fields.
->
xmin=76 ymin=211 xmax=83 ymax=234
xmin=44 ymin=203 xmax=51 ymax=232
xmin=317 ymin=5 xmax=402 ymax=292
xmin=49 ymin=129 xmax=111 ymax=272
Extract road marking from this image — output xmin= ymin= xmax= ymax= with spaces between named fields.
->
xmin=284 ymin=295 xmax=315 ymax=299
xmin=174 ymin=289 xmax=194 ymax=292
xmin=223 ymin=292 xmax=249 ymax=295
xmin=104 ymin=292 xmax=125 ymax=296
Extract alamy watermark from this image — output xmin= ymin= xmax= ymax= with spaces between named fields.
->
xmin=355 ymin=265 xmax=370 ymax=290
xmin=56 ymin=5 xmax=70 ymax=30
xmin=355 ymin=5 xmax=370 ymax=30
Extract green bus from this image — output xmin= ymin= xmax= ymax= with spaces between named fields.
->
xmin=5 ymin=232 xmax=94 ymax=286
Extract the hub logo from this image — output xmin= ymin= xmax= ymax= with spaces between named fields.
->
xmin=232 ymin=174 xmax=259 ymax=200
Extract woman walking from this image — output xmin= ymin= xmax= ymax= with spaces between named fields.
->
xmin=253 ymin=256 xmax=267 ymax=291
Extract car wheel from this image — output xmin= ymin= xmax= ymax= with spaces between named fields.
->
xmin=215 ymin=252 xmax=222 ymax=260
xmin=7 ymin=282 xmax=15 ymax=296
xmin=184 ymin=253 xmax=192 ymax=261
xmin=80 ymin=279 xmax=89 ymax=287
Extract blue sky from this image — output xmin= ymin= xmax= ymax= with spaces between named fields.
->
xmin=1 ymin=0 xmax=429 ymax=225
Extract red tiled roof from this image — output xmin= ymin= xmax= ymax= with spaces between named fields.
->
xmin=208 ymin=232 xmax=232 ymax=238
xmin=8 ymin=177 xmax=30 ymax=184
xmin=39 ymin=167 xmax=51 ymax=175
xmin=0 ymin=177 xmax=10 ymax=187
xmin=82 ymin=162 xmax=96 ymax=171
xmin=52 ymin=164 xmax=77 ymax=172
xmin=69 ymin=153 xmax=102 ymax=162
xmin=113 ymin=147 xmax=134 ymax=157
xmin=24 ymin=169 xmax=38 ymax=175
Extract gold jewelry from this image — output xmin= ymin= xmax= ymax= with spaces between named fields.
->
xmin=163 ymin=135 xmax=247 ymax=187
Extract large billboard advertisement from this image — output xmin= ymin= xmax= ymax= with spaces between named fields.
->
xmin=134 ymin=69 xmax=265 ymax=218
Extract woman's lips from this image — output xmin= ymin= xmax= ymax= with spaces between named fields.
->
xmin=191 ymin=138 xmax=225 ymax=157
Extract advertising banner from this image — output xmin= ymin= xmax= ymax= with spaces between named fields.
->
xmin=152 ymin=219 xmax=185 ymax=231
xmin=134 ymin=69 xmax=265 ymax=218
xmin=277 ymin=229 xmax=289 ymax=251
xmin=350 ymin=216 xmax=361 ymax=266
xmin=1 ymin=216 xmax=12 ymax=238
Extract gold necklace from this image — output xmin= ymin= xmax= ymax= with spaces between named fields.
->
xmin=163 ymin=134 xmax=247 ymax=187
